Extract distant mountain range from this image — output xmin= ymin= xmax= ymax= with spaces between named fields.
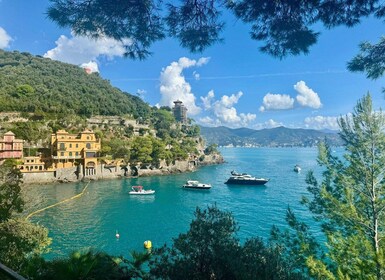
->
xmin=199 ymin=126 xmax=342 ymax=147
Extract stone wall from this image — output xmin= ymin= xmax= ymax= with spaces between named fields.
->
xmin=21 ymin=171 xmax=56 ymax=184
xmin=21 ymin=155 xmax=223 ymax=185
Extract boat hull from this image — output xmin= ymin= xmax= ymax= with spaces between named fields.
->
xmin=183 ymin=185 xmax=211 ymax=189
xmin=129 ymin=190 xmax=155 ymax=195
xmin=225 ymin=179 xmax=268 ymax=185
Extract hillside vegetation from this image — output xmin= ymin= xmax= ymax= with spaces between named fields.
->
xmin=0 ymin=50 xmax=216 ymax=166
xmin=0 ymin=50 xmax=150 ymax=118
xmin=200 ymin=126 xmax=342 ymax=147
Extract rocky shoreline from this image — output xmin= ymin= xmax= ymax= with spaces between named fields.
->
xmin=21 ymin=153 xmax=225 ymax=185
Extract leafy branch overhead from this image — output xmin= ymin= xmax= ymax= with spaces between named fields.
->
xmin=48 ymin=0 xmax=385 ymax=61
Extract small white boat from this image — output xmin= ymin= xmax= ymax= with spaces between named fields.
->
xmin=183 ymin=180 xmax=212 ymax=190
xmin=294 ymin=165 xmax=301 ymax=173
xmin=129 ymin=186 xmax=155 ymax=195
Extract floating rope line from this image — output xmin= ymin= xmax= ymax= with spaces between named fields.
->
xmin=26 ymin=181 xmax=90 ymax=220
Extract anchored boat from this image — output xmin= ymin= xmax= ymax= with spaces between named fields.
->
xmin=225 ymin=171 xmax=269 ymax=185
xmin=129 ymin=186 xmax=155 ymax=195
xmin=182 ymin=180 xmax=212 ymax=190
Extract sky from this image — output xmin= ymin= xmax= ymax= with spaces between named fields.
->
xmin=0 ymin=1 xmax=384 ymax=131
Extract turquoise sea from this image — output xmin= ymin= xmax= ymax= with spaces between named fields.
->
xmin=24 ymin=147 xmax=338 ymax=259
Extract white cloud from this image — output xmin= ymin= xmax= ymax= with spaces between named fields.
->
xmin=44 ymin=32 xmax=130 ymax=67
xmin=80 ymin=61 xmax=99 ymax=73
xmin=260 ymin=93 xmax=294 ymax=111
xmin=197 ymin=57 xmax=210 ymax=66
xmin=159 ymin=57 xmax=209 ymax=115
xmin=0 ymin=27 xmax=12 ymax=49
xmin=201 ymin=90 xmax=215 ymax=110
xmin=200 ymin=90 xmax=256 ymax=127
xmin=193 ymin=71 xmax=200 ymax=80
xmin=304 ymin=115 xmax=339 ymax=130
xmin=295 ymin=81 xmax=322 ymax=109
xmin=253 ymin=119 xmax=283 ymax=130
xmin=198 ymin=116 xmax=218 ymax=126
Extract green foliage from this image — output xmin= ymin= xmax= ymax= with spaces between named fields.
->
xmin=0 ymin=162 xmax=51 ymax=272
xmin=21 ymin=249 xmax=151 ymax=280
xmin=0 ymin=160 xmax=23 ymax=222
xmin=151 ymin=137 xmax=172 ymax=166
xmin=33 ymin=250 xmax=124 ymax=280
xmin=48 ymin=1 xmax=385 ymax=59
xmin=182 ymin=124 xmax=200 ymax=137
xmin=204 ymin=143 xmax=218 ymax=155
xmin=9 ymin=121 xmax=49 ymax=144
xmin=0 ymin=50 xmax=151 ymax=118
xmin=0 ymin=218 xmax=51 ymax=271
xmin=274 ymin=94 xmax=385 ymax=279
xmin=130 ymin=136 xmax=153 ymax=164
xmin=107 ymin=138 xmax=130 ymax=159
xmin=235 ymin=237 xmax=306 ymax=280
xmin=149 ymin=205 xmax=240 ymax=279
xmin=150 ymin=204 xmax=305 ymax=280
xmin=347 ymin=36 xmax=385 ymax=80
xmin=152 ymin=108 xmax=176 ymax=139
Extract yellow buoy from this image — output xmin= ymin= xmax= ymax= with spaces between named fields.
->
xmin=144 ymin=240 xmax=152 ymax=249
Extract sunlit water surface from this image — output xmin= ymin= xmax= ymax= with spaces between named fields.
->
xmin=23 ymin=147 xmax=341 ymax=259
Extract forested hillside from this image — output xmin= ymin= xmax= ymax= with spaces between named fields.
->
xmin=200 ymin=126 xmax=342 ymax=147
xmin=0 ymin=50 xmax=214 ymax=166
xmin=0 ymin=50 xmax=150 ymax=118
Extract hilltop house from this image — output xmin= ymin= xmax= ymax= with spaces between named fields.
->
xmin=0 ymin=131 xmax=23 ymax=160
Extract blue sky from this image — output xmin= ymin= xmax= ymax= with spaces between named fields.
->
xmin=0 ymin=0 xmax=384 ymax=130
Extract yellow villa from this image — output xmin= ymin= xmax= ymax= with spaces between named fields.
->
xmin=18 ymin=156 xmax=54 ymax=173
xmin=51 ymin=129 xmax=101 ymax=173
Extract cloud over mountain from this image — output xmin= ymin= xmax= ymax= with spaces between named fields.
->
xmin=200 ymin=90 xmax=256 ymax=127
xmin=44 ymin=32 xmax=130 ymax=71
xmin=304 ymin=115 xmax=339 ymax=130
xmin=259 ymin=93 xmax=294 ymax=112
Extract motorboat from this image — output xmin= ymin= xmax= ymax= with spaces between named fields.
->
xmin=129 ymin=186 xmax=155 ymax=195
xmin=225 ymin=171 xmax=269 ymax=185
xmin=182 ymin=180 xmax=212 ymax=189
xmin=293 ymin=165 xmax=301 ymax=173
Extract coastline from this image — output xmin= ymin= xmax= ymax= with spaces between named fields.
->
xmin=21 ymin=153 xmax=225 ymax=185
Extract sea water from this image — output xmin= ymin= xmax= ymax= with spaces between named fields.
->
xmin=24 ymin=147 xmax=338 ymax=259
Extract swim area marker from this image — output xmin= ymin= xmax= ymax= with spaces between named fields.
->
xmin=26 ymin=181 xmax=90 ymax=220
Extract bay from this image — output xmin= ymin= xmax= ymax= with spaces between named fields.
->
xmin=24 ymin=147 xmax=335 ymax=259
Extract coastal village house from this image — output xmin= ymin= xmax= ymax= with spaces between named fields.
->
xmin=0 ymin=131 xmax=23 ymax=160
xmin=18 ymin=156 xmax=54 ymax=173
xmin=51 ymin=129 xmax=101 ymax=176
xmin=172 ymin=100 xmax=188 ymax=124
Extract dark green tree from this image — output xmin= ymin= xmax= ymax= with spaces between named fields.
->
xmin=0 ymin=160 xmax=23 ymax=222
xmin=348 ymin=36 xmax=385 ymax=80
xmin=149 ymin=204 xmax=305 ymax=280
xmin=0 ymin=161 xmax=51 ymax=271
xmin=130 ymin=136 xmax=153 ymax=164
xmin=149 ymin=205 xmax=240 ymax=279
xmin=47 ymin=0 xmax=385 ymax=59
xmin=273 ymin=94 xmax=385 ymax=279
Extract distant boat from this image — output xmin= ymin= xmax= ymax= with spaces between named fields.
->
xmin=225 ymin=171 xmax=269 ymax=185
xmin=293 ymin=165 xmax=301 ymax=173
xmin=183 ymin=180 xmax=212 ymax=190
xmin=129 ymin=186 xmax=155 ymax=195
